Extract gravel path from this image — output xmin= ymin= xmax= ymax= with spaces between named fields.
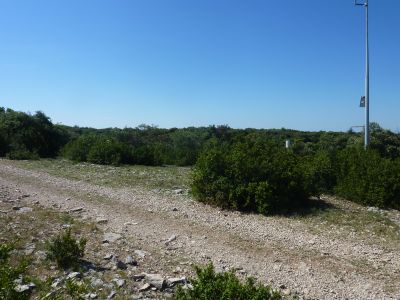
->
xmin=0 ymin=161 xmax=399 ymax=300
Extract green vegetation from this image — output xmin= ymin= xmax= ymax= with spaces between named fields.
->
xmin=0 ymin=244 xmax=30 ymax=300
xmin=0 ymin=108 xmax=68 ymax=159
xmin=2 ymin=107 xmax=400 ymax=211
xmin=174 ymin=264 xmax=281 ymax=300
xmin=335 ymin=148 xmax=400 ymax=209
xmin=192 ymin=138 xmax=312 ymax=214
xmin=65 ymin=278 xmax=88 ymax=300
xmin=192 ymin=138 xmax=400 ymax=213
xmin=45 ymin=229 xmax=87 ymax=270
xmin=62 ymin=134 xmax=134 ymax=166
xmin=60 ymin=124 xmax=211 ymax=166
xmin=0 ymin=204 xmax=115 ymax=300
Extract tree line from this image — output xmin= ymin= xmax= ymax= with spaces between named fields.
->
xmin=1 ymin=107 xmax=399 ymax=211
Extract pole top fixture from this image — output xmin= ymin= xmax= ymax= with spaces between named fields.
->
xmin=355 ymin=0 xmax=367 ymax=6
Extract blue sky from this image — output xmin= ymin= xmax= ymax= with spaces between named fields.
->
xmin=0 ymin=0 xmax=399 ymax=131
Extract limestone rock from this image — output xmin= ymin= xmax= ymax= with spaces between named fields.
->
xmin=145 ymin=273 xmax=165 ymax=290
xmin=103 ymin=232 xmax=122 ymax=243
xmin=124 ymin=255 xmax=137 ymax=266
xmin=138 ymin=283 xmax=151 ymax=292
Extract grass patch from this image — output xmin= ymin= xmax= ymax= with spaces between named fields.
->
xmin=295 ymin=199 xmax=400 ymax=246
xmin=4 ymin=158 xmax=191 ymax=191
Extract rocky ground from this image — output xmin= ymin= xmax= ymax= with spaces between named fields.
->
xmin=0 ymin=159 xmax=399 ymax=300
xmin=0 ymin=185 xmax=191 ymax=299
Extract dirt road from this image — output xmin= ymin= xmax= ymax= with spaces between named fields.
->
xmin=1 ymin=160 xmax=399 ymax=299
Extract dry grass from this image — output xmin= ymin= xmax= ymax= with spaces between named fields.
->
xmin=8 ymin=158 xmax=191 ymax=192
xmin=294 ymin=196 xmax=400 ymax=248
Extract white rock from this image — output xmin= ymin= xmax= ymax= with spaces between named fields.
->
xmin=14 ymin=283 xmax=35 ymax=292
xmin=112 ymin=278 xmax=125 ymax=287
xmin=69 ymin=207 xmax=84 ymax=212
xmin=124 ymin=255 xmax=137 ymax=265
xmin=167 ymin=277 xmax=186 ymax=287
xmin=145 ymin=273 xmax=165 ymax=290
xmin=90 ymin=278 xmax=104 ymax=287
xmin=86 ymin=293 xmax=97 ymax=299
xmin=103 ymin=232 xmax=122 ymax=243
xmin=165 ymin=234 xmax=177 ymax=245
xmin=134 ymin=250 xmax=148 ymax=258
xmin=132 ymin=274 xmax=145 ymax=281
xmin=103 ymin=253 xmax=113 ymax=260
xmin=16 ymin=207 xmax=33 ymax=214
xmin=66 ymin=272 xmax=81 ymax=280
xmin=96 ymin=218 xmax=108 ymax=224
xmin=51 ymin=278 xmax=63 ymax=288
xmin=24 ymin=243 xmax=36 ymax=255
xmin=138 ymin=283 xmax=151 ymax=292
xmin=173 ymin=189 xmax=184 ymax=194
xmin=14 ymin=285 xmax=29 ymax=293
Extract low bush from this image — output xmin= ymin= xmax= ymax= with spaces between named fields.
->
xmin=300 ymin=150 xmax=337 ymax=196
xmin=0 ymin=244 xmax=30 ymax=300
xmin=0 ymin=108 xmax=68 ymax=159
xmin=191 ymin=139 xmax=313 ymax=214
xmin=174 ymin=264 xmax=281 ymax=300
xmin=61 ymin=134 xmax=95 ymax=162
xmin=63 ymin=134 xmax=134 ymax=166
xmin=87 ymin=138 xmax=133 ymax=166
xmin=6 ymin=148 xmax=39 ymax=160
xmin=45 ymin=229 xmax=87 ymax=270
xmin=335 ymin=147 xmax=400 ymax=209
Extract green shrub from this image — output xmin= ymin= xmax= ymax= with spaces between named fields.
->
xmin=301 ymin=150 xmax=337 ymax=196
xmin=335 ymin=148 xmax=400 ymax=209
xmin=62 ymin=135 xmax=96 ymax=162
xmin=191 ymin=139 xmax=312 ymax=214
xmin=6 ymin=148 xmax=39 ymax=160
xmin=0 ymin=244 xmax=12 ymax=260
xmin=45 ymin=229 xmax=87 ymax=270
xmin=62 ymin=134 xmax=134 ymax=166
xmin=87 ymin=139 xmax=123 ymax=166
xmin=0 ymin=244 xmax=30 ymax=300
xmin=174 ymin=264 xmax=281 ymax=300
xmin=0 ymin=109 xmax=68 ymax=158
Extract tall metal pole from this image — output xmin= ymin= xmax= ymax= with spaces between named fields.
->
xmin=355 ymin=0 xmax=370 ymax=149
xmin=365 ymin=0 xmax=370 ymax=149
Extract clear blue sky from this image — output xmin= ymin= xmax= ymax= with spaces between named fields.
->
xmin=0 ymin=0 xmax=399 ymax=131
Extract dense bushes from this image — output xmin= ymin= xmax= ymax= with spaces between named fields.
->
xmin=0 ymin=108 xmax=68 ymax=159
xmin=62 ymin=134 xmax=134 ymax=166
xmin=192 ymin=138 xmax=313 ymax=214
xmin=300 ymin=150 xmax=337 ymax=196
xmin=192 ymin=139 xmax=400 ymax=213
xmin=2 ymin=107 xmax=400 ymax=211
xmin=335 ymin=148 xmax=400 ymax=209
xmin=174 ymin=264 xmax=281 ymax=300
xmin=61 ymin=127 xmax=210 ymax=166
